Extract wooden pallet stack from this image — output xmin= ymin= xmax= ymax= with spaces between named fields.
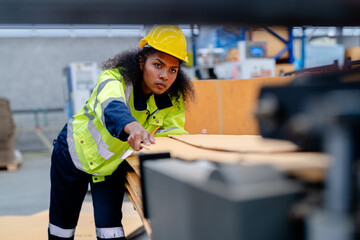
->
xmin=0 ymin=98 xmax=21 ymax=171
xmin=123 ymin=156 xmax=152 ymax=237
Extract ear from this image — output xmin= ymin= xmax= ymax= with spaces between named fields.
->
xmin=139 ymin=57 xmax=144 ymax=70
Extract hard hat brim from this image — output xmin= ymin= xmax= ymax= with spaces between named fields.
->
xmin=139 ymin=38 xmax=189 ymax=63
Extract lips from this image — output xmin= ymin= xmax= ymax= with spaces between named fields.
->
xmin=156 ymin=83 xmax=166 ymax=89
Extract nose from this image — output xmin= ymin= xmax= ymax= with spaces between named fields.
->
xmin=159 ymin=69 xmax=168 ymax=81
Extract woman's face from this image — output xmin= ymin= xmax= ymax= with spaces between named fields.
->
xmin=140 ymin=51 xmax=179 ymax=95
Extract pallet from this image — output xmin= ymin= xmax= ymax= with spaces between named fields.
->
xmin=0 ymin=150 xmax=23 ymax=172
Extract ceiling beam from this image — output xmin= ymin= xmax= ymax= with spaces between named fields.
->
xmin=0 ymin=0 xmax=359 ymax=26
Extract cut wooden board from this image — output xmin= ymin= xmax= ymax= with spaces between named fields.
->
xmin=125 ymin=182 xmax=143 ymax=211
xmin=126 ymin=171 xmax=142 ymax=197
xmin=139 ymin=136 xmax=330 ymax=182
xmin=239 ymin=152 xmax=330 ymax=171
xmin=140 ymin=137 xmax=244 ymax=164
xmin=126 ymin=155 xmax=141 ymax=176
xmin=123 ymin=158 xmax=151 ymax=236
xmin=169 ymin=134 xmax=299 ymax=153
xmin=125 ymin=190 xmax=152 ymax=237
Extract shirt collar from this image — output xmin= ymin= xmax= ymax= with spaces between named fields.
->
xmin=133 ymin=84 xmax=173 ymax=111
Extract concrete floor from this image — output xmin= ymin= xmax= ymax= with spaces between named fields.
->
xmin=0 ymin=150 xmax=150 ymax=240
xmin=0 ymin=151 xmax=51 ymax=216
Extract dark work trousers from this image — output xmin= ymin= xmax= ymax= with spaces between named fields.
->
xmin=49 ymin=139 xmax=127 ymax=240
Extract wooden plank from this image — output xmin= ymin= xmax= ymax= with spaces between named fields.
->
xmin=125 ymin=183 xmax=143 ymax=213
xmin=125 ymin=189 xmax=152 ymax=237
xmin=139 ymin=136 xmax=330 ymax=182
xmin=125 ymin=174 xmax=143 ymax=211
xmin=239 ymin=152 xmax=330 ymax=172
xmin=169 ymin=134 xmax=299 ymax=153
xmin=126 ymin=155 xmax=141 ymax=176
xmin=140 ymin=137 xmax=244 ymax=163
xmin=126 ymin=171 xmax=142 ymax=197
xmin=287 ymin=168 xmax=325 ymax=183
xmin=125 ymin=189 xmax=143 ymax=218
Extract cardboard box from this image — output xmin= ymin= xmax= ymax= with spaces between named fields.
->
xmin=345 ymin=47 xmax=360 ymax=61
xmin=252 ymin=27 xmax=290 ymax=59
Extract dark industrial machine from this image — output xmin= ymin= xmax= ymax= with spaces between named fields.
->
xmin=256 ymin=69 xmax=360 ymax=240
xmin=140 ymin=155 xmax=303 ymax=240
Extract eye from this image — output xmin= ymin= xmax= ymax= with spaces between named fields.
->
xmin=170 ymin=68 xmax=177 ymax=74
xmin=154 ymin=63 xmax=161 ymax=68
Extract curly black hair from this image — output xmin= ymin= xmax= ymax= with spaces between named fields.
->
xmin=102 ymin=47 xmax=195 ymax=103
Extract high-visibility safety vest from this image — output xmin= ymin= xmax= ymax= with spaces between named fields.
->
xmin=66 ymin=68 xmax=188 ymax=182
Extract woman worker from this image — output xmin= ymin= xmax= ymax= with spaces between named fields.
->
xmin=49 ymin=25 xmax=194 ymax=240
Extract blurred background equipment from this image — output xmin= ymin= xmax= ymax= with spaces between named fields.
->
xmin=214 ymin=41 xmax=275 ymax=79
xmin=62 ymin=61 xmax=99 ymax=118
xmin=196 ymin=26 xmax=286 ymax=79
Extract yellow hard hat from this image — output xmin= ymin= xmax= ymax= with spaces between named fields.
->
xmin=139 ymin=25 xmax=188 ymax=63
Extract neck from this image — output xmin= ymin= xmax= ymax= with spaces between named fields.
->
xmin=141 ymin=81 xmax=152 ymax=95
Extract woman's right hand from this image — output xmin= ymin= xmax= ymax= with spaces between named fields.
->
xmin=124 ymin=121 xmax=155 ymax=151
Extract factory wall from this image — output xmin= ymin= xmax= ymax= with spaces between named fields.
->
xmin=0 ymin=37 xmax=140 ymax=150
xmin=0 ymin=37 xmax=140 ymax=111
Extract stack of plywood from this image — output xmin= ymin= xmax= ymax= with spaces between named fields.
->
xmin=123 ymin=157 xmax=152 ymax=237
xmin=252 ymin=27 xmax=290 ymax=60
xmin=124 ymin=134 xmax=331 ymax=237
xmin=0 ymin=98 xmax=21 ymax=171
xmin=139 ymin=135 xmax=330 ymax=183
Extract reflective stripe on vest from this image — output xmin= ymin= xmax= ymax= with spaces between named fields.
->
xmin=125 ymin=83 xmax=133 ymax=108
xmin=67 ymin=117 xmax=85 ymax=172
xmin=67 ymin=106 xmax=116 ymax=173
xmin=156 ymin=126 xmax=179 ymax=134
xmin=96 ymin=226 xmax=125 ymax=238
xmin=93 ymin=78 xmax=126 ymax=128
xmin=83 ymin=106 xmax=114 ymax=160
xmin=93 ymin=79 xmax=117 ymax=111
xmin=49 ymin=223 xmax=75 ymax=238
